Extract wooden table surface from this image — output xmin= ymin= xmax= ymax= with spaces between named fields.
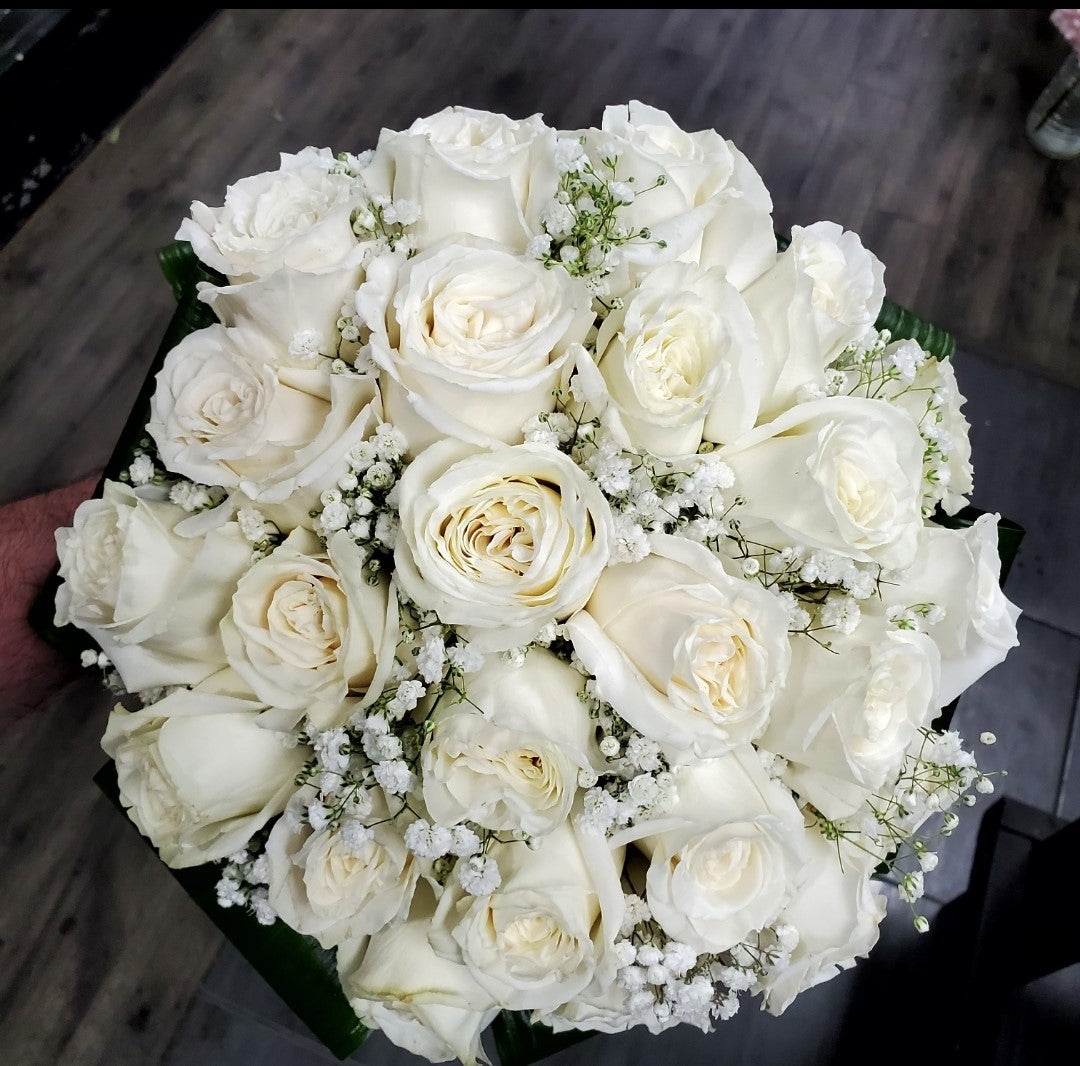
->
xmin=2 ymin=10 xmax=1079 ymax=1066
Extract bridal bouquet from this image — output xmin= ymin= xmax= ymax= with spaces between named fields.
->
xmin=49 ymin=102 xmax=1021 ymax=1064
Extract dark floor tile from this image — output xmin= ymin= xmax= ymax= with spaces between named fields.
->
xmin=1009 ymin=963 xmax=1080 ymax=1064
xmin=923 ymin=615 xmax=1080 ymax=905
xmin=959 ymin=348 xmax=1080 ymax=636
xmin=1055 ymin=686 xmax=1080 ymax=820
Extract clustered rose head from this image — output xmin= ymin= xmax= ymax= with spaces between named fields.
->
xmin=54 ymin=101 xmax=1020 ymax=1061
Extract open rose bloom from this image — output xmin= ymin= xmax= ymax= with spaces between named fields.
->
xmin=51 ymin=102 xmax=1020 ymax=1064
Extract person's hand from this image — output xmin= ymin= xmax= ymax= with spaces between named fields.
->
xmin=0 ymin=475 xmax=99 ymax=725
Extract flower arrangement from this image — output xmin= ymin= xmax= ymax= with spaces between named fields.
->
xmin=49 ymin=102 xmax=1021 ymax=1064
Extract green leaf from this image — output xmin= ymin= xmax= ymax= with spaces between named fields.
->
xmin=158 ymin=239 xmax=227 ymax=302
xmin=874 ymin=297 xmax=955 ymax=361
xmin=775 ymin=234 xmax=956 ymax=361
xmin=492 ymin=1010 xmax=595 ymax=1066
xmin=94 ymin=762 xmax=369 ymax=1060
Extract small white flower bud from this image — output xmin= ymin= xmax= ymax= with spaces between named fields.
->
xmin=599 ymin=736 xmax=621 ymax=758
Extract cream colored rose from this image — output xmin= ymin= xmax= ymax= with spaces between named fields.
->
xmin=177 ymin=147 xmax=362 ymax=282
xmin=738 ymin=221 xmax=885 ymax=420
xmin=54 ymin=480 xmax=253 ymax=692
xmin=365 ymin=106 xmax=558 ymax=253
xmin=102 ymin=684 xmax=307 ymax=868
xmin=587 ymin=102 xmax=776 ymax=289
xmin=430 ymin=822 xmax=624 ymax=1013
xmin=761 ymin=832 xmax=886 ymax=1015
xmin=763 ymin=621 xmax=941 ymax=820
xmin=875 ymin=514 xmax=1020 ymax=704
xmin=615 ymin=750 xmax=808 ymax=953
xmin=721 ymin=396 xmax=925 ymax=570
xmin=394 ymin=440 xmax=613 ymax=650
xmin=147 ymin=323 xmax=381 ymax=530
xmin=221 ymin=527 xmax=397 ymax=721
xmin=577 ymin=262 xmax=763 ymax=456
xmin=200 ymin=262 xmax=363 ymax=369
xmin=566 ymin=535 xmax=791 ymax=760
xmin=356 ymin=238 xmax=591 ymax=452
xmin=338 ymin=885 xmax=499 ymax=1066
xmin=422 ymin=649 xmax=601 ymax=836
xmin=265 ymin=787 xmax=417 ymax=949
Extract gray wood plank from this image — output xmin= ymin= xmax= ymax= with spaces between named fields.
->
xmin=163 ymin=994 xmax=343 ymax=1066
xmin=5 ymin=10 xmax=1080 ymax=508
xmin=0 ymin=676 xmax=221 ymax=1066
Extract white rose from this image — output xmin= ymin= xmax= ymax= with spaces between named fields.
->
xmin=761 ymin=833 xmax=886 ymax=1015
xmin=721 ymin=396 xmax=925 ymax=570
xmin=875 ymin=514 xmax=1020 ymax=704
xmin=739 ymin=222 xmax=885 ymax=420
xmin=539 ymin=981 xmax=639 ymax=1036
xmin=422 ymin=648 xmax=600 ymax=836
xmin=566 ymin=535 xmax=791 ymax=760
xmin=147 ymin=323 xmax=381 ymax=529
xmin=430 ymin=821 xmax=624 ymax=1012
xmin=54 ymin=481 xmax=253 ymax=692
xmin=356 ymin=238 xmax=591 ymax=452
xmin=394 ymin=440 xmax=613 ymax=650
xmin=101 ymin=684 xmax=307 ymax=868
xmin=265 ymin=787 xmax=417 ymax=948
xmin=589 ymin=102 xmax=776 ymax=289
xmin=762 ymin=622 xmax=941 ymax=820
xmin=365 ymin=106 xmax=558 ymax=252
xmin=883 ymin=347 xmax=974 ymax=516
xmin=338 ymin=885 xmax=499 ymax=1066
xmin=221 ymin=527 xmax=398 ymax=722
xmin=615 ymin=750 xmax=808 ymax=954
xmin=200 ymin=261 xmax=363 ymax=369
xmin=177 ymin=147 xmax=362 ymax=281
xmin=576 ymin=262 xmax=763 ymax=456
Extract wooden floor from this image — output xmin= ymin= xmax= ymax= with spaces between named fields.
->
xmin=2 ymin=9 xmax=1080 ymax=507
xmin=1 ymin=9 xmax=1079 ymax=1066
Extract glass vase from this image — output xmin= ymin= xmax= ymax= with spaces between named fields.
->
xmin=1026 ymin=51 xmax=1080 ymax=159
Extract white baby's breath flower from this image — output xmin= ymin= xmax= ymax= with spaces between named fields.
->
xmin=127 ymin=455 xmax=155 ymax=486
xmin=527 ymin=233 xmax=553 ymax=259
xmin=555 ymin=137 xmax=587 ymax=174
xmin=611 ymin=515 xmax=650 ymax=564
xmin=416 ymin=634 xmax=447 ymax=684
xmin=340 ymin=819 xmax=375 ymax=855
xmin=446 ymin=641 xmax=485 ymax=674
xmin=449 ymin=825 xmax=482 ymax=858
xmin=373 ymin=760 xmax=413 ymax=795
xmin=404 ymin=819 xmax=453 ymax=860
xmin=456 ymin=853 xmax=501 ymax=895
